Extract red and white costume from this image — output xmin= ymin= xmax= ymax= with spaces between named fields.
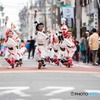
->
xmin=4 ymin=30 xmax=17 ymax=67
xmin=34 ymin=31 xmax=48 ymax=61
xmin=64 ymin=36 xmax=76 ymax=65
xmin=58 ymin=41 xmax=68 ymax=60
xmin=51 ymin=43 xmax=60 ymax=65
xmin=61 ymin=18 xmax=68 ymax=38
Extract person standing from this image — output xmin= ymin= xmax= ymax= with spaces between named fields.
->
xmin=86 ymin=31 xmax=90 ymax=63
xmin=89 ymin=28 xmax=99 ymax=66
xmin=27 ymin=36 xmax=35 ymax=59
xmin=75 ymin=41 xmax=80 ymax=62
xmin=80 ymin=33 xmax=88 ymax=63
xmin=98 ymin=31 xmax=100 ymax=65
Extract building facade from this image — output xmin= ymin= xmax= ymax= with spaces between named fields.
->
xmin=0 ymin=4 xmax=5 ymax=39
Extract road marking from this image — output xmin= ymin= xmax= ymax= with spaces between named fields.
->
xmin=49 ymin=99 xmax=62 ymax=100
xmin=93 ymin=75 xmax=100 ymax=78
xmin=40 ymin=86 xmax=74 ymax=96
xmin=85 ymin=90 xmax=100 ymax=93
xmin=0 ymin=87 xmax=31 ymax=97
xmin=0 ymin=70 xmax=100 ymax=74
xmin=49 ymin=99 xmax=78 ymax=100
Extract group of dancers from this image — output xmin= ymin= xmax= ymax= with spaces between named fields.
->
xmin=34 ymin=18 xmax=76 ymax=69
xmin=4 ymin=18 xmax=76 ymax=69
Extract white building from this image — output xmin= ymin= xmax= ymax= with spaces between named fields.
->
xmin=0 ymin=4 xmax=5 ymax=39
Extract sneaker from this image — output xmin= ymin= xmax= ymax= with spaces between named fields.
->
xmin=16 ymin=62 xmax=20 ymax=67
xmin=8 ymin=66 xmax=12 ymax=69
xmin=93 ymin=63 xmax=98 ymax=66
xmin=19 ymin=61 xmax=22 ymax=67
xmin=42 ymin=64 xmax=47 ymax=68
xmin=51 ymin=62 xmax=56 ymax=66
xmin=38 ymin=62 xmax=42 ymax=69
xmin=11 ymin=63 xmax=15 ymax=69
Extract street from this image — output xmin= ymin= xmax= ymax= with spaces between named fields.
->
xmin=0 ymin=54 xmax=100 ymax=100
xmin=0 ymin=0 xmax=100 ymax=100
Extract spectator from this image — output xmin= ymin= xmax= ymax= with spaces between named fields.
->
xmin=75 ymin=41 xmax=80 ymax=62
xmin=98 ymin=31 xmax=100 ymax=65
xmin=27 ymin=36 xmax=36 ymax=59
xmin=86 ymin=31 xmax=90 ymax=63
xmin=80 ymin=33 xmax=88 ymax=63
xmin=89 ymin=28 xmax=99 ymax=66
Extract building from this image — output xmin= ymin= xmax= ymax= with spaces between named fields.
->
xmin=80 ymin=0 xmax=99 ymax=35
xmin=0 ymin=4 xmax=5 ymax=39
xmin=19 ymin=6 xmax=29 ymax=40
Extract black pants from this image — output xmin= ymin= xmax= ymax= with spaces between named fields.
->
xmin=28 ymin=47 xmax=35 ymax=59
xmin=98 ymin=53 xmax=100 ymax=64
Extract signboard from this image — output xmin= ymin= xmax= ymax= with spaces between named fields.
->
xmin=66 ymin=18 xmax=73 ymax=28
xmin=63 ymin=7 xmax=74 ymax=28
xmin=63 ymin=7 xmax=74 ymax=19
xmin=94 ymin=12 xmax=98 ymax=29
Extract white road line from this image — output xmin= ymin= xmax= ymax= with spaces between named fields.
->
xmin=49 ymin=99 xmax=62 ymax=100
xmin=40 ymin=86 xmax=74 ymax=96
xmin=0 ymin=87 xmax=31 ymax=97
xmin=16 ymin=99 xmax=24 ymax=100
xmin=93 ymin=75 xmax=100 ymax=78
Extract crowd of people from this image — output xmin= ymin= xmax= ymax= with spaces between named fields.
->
xmin=0 ymin=38 xmax=6 ymax=56
xmin=1 ymin=17 xmax=100 ymax=69
xmin=74 ymin=28 xmax=100 ymax=66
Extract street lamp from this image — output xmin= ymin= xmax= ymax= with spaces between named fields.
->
xmin=56 ymin=0 xmax=61 ymax=25
xmin=0 ymin=5 xmax=4 ymax=11
xmin=56 ymin=0 xmax=61 ymax=8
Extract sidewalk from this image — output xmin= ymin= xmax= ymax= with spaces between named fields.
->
xmin=73 ymin=61 xmax=100 ymax=68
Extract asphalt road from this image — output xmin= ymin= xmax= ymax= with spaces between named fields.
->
xmin=0 ymin=53 xmax=100 ymax=100
xmin=0 ymin=72 xmax=100 ymax=100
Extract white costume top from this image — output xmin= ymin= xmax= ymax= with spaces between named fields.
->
xmin=6 ymin=38 xmax=17 ymax=48
xmin=35 ymin=31 xmax=47 ymax=46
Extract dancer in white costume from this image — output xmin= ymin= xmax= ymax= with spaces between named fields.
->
xmin=4 ymin=29 xmax=17 ymax=69
xmin=61 ymin=18 xmax=68 ymax=38
xmin=58 ymin=41 xmax=70 ymax=67
xmin=34 ymin=23 xmax=48 ymax=69
xmin=64 ymin=30 xmax=76 ymax=65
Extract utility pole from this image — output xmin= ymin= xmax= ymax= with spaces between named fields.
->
xmin=29 ymin=0 xmax=34 ymax=38
xmin=58 ymin=0 xmax=61 ymax=26
xmin=44 ymin=0 xmax=47 ymax=32
xmin=76 ymin=0 xmax=81 ymax=40
xmin=51 ymin=0 xmax=53 ymax=29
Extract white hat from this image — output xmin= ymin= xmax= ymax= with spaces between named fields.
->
xmin=61 ymin=18 xmax=66 ymax=24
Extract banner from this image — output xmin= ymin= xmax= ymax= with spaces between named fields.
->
xmin=63 ymin=7 xmax=74 ymax=19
